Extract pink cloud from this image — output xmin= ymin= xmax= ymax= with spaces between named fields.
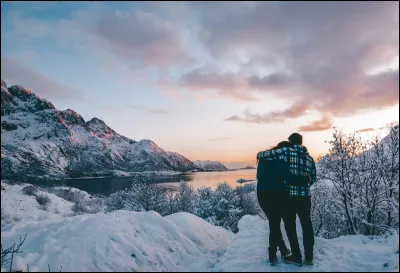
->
xmin=185 ymin=2 xmax=399 ymax=130
xmin=298 ymin=116 xmax=333 ymax=132
xmin=356 ymin=128 xmax=375 ymax=134
xmin=93 ymin=10 xmax=193 ymax=69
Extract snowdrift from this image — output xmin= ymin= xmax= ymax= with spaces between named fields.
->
xmin=1 ymin=211 xmax=231 ymax=272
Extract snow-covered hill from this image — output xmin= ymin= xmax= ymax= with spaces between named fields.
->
xmin=1 ymin=211 xmax=398 ymax=272
xmin=1 ymin=79 xmax=199 ymax=180
xmin=194 ymin=160 xmax=229 ymax=171
xmin=1 ymin=182 xmax=75 ymax=225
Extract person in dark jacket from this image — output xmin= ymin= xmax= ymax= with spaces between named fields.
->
xmin=256 ymin=141 xmax=293 ymax=266
xmin=257 ymin=133 xmax=316 ymax=266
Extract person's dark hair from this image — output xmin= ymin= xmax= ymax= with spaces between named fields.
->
xmin=270 ymin=140 xmax=291 ymax=150
xmin=288 ymin=133 xmax=303 ymax=145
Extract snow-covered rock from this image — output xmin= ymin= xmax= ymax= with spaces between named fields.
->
xmin=1 ymin=80 xmax=199 ymax=180
xmin=194 ymin=160 xmax=229 ymax=171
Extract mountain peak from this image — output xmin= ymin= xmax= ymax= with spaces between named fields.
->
xmin=85 ymin=117 xmax=118 ymax=139
xmin=87 ymin=117 xmax=106 ymax=125
xmin=138 ymin=139 xmax=160 ymax=149
xmin=1 ymin=81 xmax=56 ymax=115
xmin=61 ymin=109 xmax=85 ymax=125
xmin=8 ymin=85 xmax=33 ymax=98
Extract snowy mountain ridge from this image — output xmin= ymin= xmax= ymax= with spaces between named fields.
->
xmin=194 ymin=160 xmax=229 ymax=171
xmin=1 ymin=79 xmax=202 ymax=180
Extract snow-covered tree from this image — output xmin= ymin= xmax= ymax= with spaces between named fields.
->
xmin=367 ymin=125 xmax=399 ymax=230
xmin=317 ymin=124 xmax=399 ymax=236
xmin=318 ymin=128 xmax=363 ymax=235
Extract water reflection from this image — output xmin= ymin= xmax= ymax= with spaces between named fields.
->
xmin=16 ymin=169 xmax=256 ymax=196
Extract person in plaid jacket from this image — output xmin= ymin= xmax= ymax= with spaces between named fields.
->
xmin=257 ymin=133 xmax=317 ymax=266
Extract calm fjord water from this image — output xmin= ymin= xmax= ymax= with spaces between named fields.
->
xmin=21 ymin=169 xmax=257 ymax=196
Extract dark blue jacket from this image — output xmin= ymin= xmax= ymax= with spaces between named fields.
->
xmin=256 ymin=159 xmax=292 ymax=191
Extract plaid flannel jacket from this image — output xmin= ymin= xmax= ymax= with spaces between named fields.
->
xmin=257 ymin=144 xmax=316 ymax=196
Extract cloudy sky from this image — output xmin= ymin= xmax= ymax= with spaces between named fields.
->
xmin=1 ymin=1 xmax=399 ymax=168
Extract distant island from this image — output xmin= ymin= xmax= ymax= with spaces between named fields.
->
xmin=236 ymin=178 xmax=255 ymax=184
xmin=240 ymin=166 xmax=256 ymax=170
xmin=230 ymin=165 xmax=256 ymax=171
xmin=194 ymin=160 xmax=229 ymax=172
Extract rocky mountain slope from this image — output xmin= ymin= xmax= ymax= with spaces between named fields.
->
xmin=1 ymin=79 xmax=201 ymax=180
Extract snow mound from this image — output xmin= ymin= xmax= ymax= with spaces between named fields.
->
xmin=166 ymin=212 xmax=230 ymax=250
xmin=1 ymin=210 xmax=231 ymax=272
xmin=1 ymin=182 xmax=74 ymax=225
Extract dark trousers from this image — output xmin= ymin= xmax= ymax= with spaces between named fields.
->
xmin=282 ymin=196 xmax=314 ymax=257
xmin=257 ymin=190 xmax=287 ymax=253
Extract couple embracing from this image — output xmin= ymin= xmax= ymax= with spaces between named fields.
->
xmin=256 ymin=133 xmax=317 ymax=267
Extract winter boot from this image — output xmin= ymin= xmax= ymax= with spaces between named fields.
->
xmin=268 ymin=247 xmax=278 ymax=266
xmin=305 ymin=253 xmax=314 ymax=265
xmin=284 ymin=254 xmax=302 ymax=267
xmin=280 ymin=247 xmax=291 ymax=258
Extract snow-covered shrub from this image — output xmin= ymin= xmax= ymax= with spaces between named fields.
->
xmin=48 ymin=188 xmax=84 ymax=204
xmin=104 ymin=189 xmax=128 ymax=213
xmin=104 ymin=181 xmax=260 ymax=233
xmin=209 ymin=183 xmax=243 ymax=232
xmin=169 ymin=183 xmax=196 ymax=214
xmin=72 ymin=196 xmax=104 ymax=215
xmin=311 ymin=183 xmax=347 ymax=239
xmin=191 ymin=183 xmax=261 ymax=232
xmin=47 ymin=187 xmax=103 ymax=215
xmin=124 ymin=183 xmax=169 ymax=214
xmin=35 ymin=194 xmax=50 ymax=210
xmin=234 ymin=186 xmax=260 ymax=217
xmin=194 ymin=186 xmax=214 ymax=221
xmin=21 ymin=185 xmax=38 ymax=196
xmin=105 ymin=183 xmax=169 ymax=215
xmin=240 ymin=182 xmax=257 ymax=193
